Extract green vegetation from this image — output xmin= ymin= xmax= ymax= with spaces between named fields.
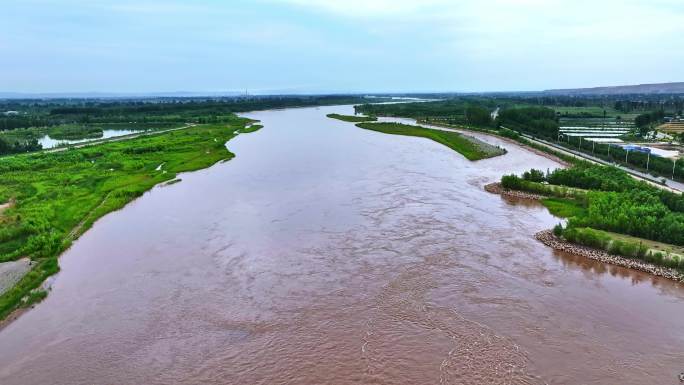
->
xmin=563 ymin=227 xmax=684 ymax=269
xmin=0 ymin=137 xmax=41 ymax=155
xmin=497 ymin=107 xmax=559 ymax=139
xmin=326 ymin=113 xmax=377 ymax=122
xmin=634 ymin=110 xmax=665 ymax=130
xmin=541 ymin=198 xmax=586 ymax=219
xmin=356 ymin=100 xmax=494 ymax=127
xmin=0 ymin=96 xmax=384 ymax=156
xmin=355 ymin=122 xmax=506 ymax=161
xmin=502 ymin=164 xmax=684 ymax=271
xmin=0 ymin=115 xmax=257 ymax=321
xmin=48 ymin=124 xmax=103 ymax=140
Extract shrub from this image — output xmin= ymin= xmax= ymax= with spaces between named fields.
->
xmin=522 ymin=169 xmax=546 ymax=183
xmin=653 ymin=252 xmax=664 ymax=264
xmin=619 ymin=242 xmax=639 ymax=258
xmin=553 ymin=223 xmax=563 ymax=236
xmin=608 ymin=240 xmax=624 ymax=255
xmin=501 ymin=174 xmax=522 ymax=190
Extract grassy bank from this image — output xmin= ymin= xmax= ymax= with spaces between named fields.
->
xmin=0 ymin=116 xmax=258 ymax=321
xmin=355 ymin=122 xmax=506 ymax=161
xmin=326 ymin=113 xmax=377 ymax=123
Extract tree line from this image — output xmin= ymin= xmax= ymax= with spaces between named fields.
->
xmin=504 ymin=164 xmax=684 ymax=246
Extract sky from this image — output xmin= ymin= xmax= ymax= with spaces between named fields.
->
xmin=1 ymin=0 xmax=683 ymax=94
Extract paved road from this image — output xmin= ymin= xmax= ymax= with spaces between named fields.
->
xmin=520 ymin=133 xmax=684 ymax=193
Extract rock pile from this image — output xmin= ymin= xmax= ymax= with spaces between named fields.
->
xmin=535 ymin=230 xmax=684 ymax=282
xmin=484 ymin=182 xmax=546 ymax=200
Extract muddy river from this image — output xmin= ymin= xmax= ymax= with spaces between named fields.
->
xmin=0 ymin=106 xmax=683 ymax=384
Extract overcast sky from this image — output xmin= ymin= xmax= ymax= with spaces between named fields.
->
xmin=1 ymin=0 xmax=683 ymax=94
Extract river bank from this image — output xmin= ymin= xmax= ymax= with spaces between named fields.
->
xmin=484 ymin=182 xmax=546 ymax=200
xmin=356 ymin=122 xmax=506 ymax=161
xmin=416 ymin=120 xmax=571 ymax=167
xmin=536 ymin=230 xmax=684 ymax=282
xmin=486 ymin=181 xmax=684 ymax=283
xmin=0 ymin=120 xmax=259 ymax=324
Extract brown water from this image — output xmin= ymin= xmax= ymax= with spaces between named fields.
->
xmin=0 ymin=105 xmax=683 ymax=385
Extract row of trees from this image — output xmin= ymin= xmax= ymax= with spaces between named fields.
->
xmin=496 ymin=107 xmax=559 ymax=139
xmin=509 ymin=165 xmax=684 ymax=245
xmin=1 ymin=116 xmax=54 ymax=131
xmin=526 ymin=164 xmax=684 ymax=213
xmin=563 ymin=135 xmax=684 ymax=182
xmin=577 ymin=190 xmax=684 ymax=245
xmin=634 ymin=110 xmax=665 ymax=128
xmin=0 ymin=137 xmax=42 ymax=155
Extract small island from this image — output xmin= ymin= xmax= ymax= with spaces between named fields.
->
xmin=356 ymin=122 xmax=506 ymax=161
xmin=326 ymin=113 xmax=377 ymax=123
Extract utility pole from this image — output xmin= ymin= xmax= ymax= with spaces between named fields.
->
xmin=673 ymin=159 xmax=677 ymax=179
xmin=592 ymin=141 xmax=595 ymax=154
xmin=646 ymin=152 xmax=650 ymax=171
xmin=625 ymin=150 xmax=629 ymax=164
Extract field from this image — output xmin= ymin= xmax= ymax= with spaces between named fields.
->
xmin=659 ymin=121 xmax=684 ymax=133
xmin=0 ymin=116 xmax=258 ymax=320
xmin=355 ymin=122 xmax=506 ymax=161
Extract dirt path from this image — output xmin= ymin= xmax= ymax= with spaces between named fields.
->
xmin=67 ymin=192 xmax=113 ymax=240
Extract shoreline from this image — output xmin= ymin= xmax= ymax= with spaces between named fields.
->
xmin=0 ymin=121 xmax=260 ymax=327
xmin=484 ymin=182 xmax=546 ymax=200
xmin=485 ymin=183 xmax=684 ymax=282
xmin=414 ymin=120 xmax=571 ymax=167
xmin=536 ymin=230 xmax=684 ymax=282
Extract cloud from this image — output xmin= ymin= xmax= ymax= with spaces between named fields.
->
xmin=1 ymin=0 xmax=683 ymax=92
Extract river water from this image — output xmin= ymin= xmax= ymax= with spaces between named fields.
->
xmin=1 ymin=106 xmax=683 ymax=384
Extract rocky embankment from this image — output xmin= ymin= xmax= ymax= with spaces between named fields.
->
xmin=484 ymin=182 xmax=546 ymax=200
xmin=536 ymin=230 xmax=684 ymax=282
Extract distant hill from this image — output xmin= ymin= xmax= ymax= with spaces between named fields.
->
xmin=544 ymin=82 xmax=684 ymax=95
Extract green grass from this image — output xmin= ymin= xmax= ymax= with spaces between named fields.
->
xmin=355 ymin=122 xmax=505 ymax=161
xmin=48 ymin=124 xmax=104 ymax=140
xmin=599 ymin=229 xmax=684 ymax=259
xmin=326 ymin=113 xmax=377 ymax=123
xmin=541 ymin=197 xmax=586 ymax=218
xmin=0 ymin=115 xmax=256 ymax=321
xmin=240 ymin=124 xmax=263 ymax=134
xmin=564 ymin=227 xmax=684 ymax=270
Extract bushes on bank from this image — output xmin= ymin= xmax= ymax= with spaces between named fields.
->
xmin=560 ymin=226 xmax=683 ymax=271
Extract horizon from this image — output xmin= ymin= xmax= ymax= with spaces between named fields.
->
xmin=2 ymin=80 xmax=684 ymax=99
xmin=2 ymin=0 xmax=683 ymax=94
